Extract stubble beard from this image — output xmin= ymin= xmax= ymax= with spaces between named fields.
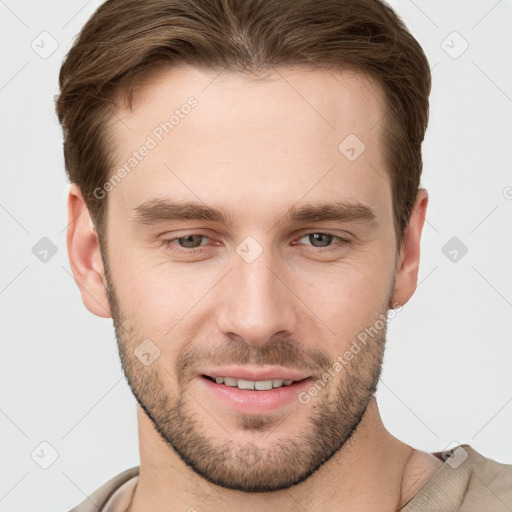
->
xmin=102 ymin=256 xmax=389 ymax=493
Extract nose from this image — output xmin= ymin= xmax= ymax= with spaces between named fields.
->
xmin=216 ymin=244 xmax=299 ymax=348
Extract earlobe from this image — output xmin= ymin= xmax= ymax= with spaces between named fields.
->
xmin=391 ymin=188 xmax=429 ymax=307
xmin=66 ymin=184 xmax=111 ymax=318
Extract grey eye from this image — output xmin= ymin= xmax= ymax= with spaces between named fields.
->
xmin=299 ymin=233 xmax=336 ymax=247
xmin=177 ymin=235 xmax=208 ymax=248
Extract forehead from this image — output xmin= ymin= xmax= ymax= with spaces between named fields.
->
xmin=105 ymin=64 xmax=391 ymax=224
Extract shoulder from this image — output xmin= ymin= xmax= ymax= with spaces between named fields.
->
xmin=67 ymin=466 xmax=140 ymax=512
xmin=460 ymin=445 xmax=512 ymax=509
xmin=400 ymin=444 xmax=512 ymax=511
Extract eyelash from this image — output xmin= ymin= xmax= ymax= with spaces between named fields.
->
xmin=158 ymin=232 xmax=351 ymax=255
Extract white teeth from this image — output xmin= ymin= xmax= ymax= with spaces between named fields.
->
xmin=255 ymin=380 xmax=273 ymax=390
xmin=210 ymin=376 xmax=296 ymax=390
xmin=237 ymin=379 xmax=255 ymax=390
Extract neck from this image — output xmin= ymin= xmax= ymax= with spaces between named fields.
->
xmin=128 ymin=398 xmax=428 ymax=512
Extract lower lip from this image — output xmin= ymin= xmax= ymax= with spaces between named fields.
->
xmin=199 ymin=376 xmax=313 ymax=414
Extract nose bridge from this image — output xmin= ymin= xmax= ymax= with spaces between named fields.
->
xmin=216 ymin=239 xmax=297 ymax=345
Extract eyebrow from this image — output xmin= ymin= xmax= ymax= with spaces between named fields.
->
xmin=131 ymin=198 xmax=377 ymax=227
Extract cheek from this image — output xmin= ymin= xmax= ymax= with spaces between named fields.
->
xmin=110 ymin=250 xmax=221 ymax=335
xmin=298 ymin=260 xmax=393 ymax=347
xmin=108 ymin=230 xmax=395 ymax=347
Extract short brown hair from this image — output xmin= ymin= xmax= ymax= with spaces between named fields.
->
xmin=55 ymin=0 xmax=431 ymax=248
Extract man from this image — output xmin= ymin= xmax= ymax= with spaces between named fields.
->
xmin=56 ymin=0 xmax=512 ymax=510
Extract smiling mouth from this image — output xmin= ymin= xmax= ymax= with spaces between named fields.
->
xmin=201 ymin=374 xmax=310 ymax=391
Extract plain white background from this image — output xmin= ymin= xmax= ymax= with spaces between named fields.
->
xmin=1 ymin=1 xmax=511 ymax=511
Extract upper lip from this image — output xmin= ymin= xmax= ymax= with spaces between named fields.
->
xmin=200 ymin=366 xmax=311 ymax=382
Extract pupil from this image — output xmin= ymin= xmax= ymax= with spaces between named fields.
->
xmin=311 ymin=233 xmax=331 ymax=247
xmin=180 ymin=235 xmax=202 ymax=248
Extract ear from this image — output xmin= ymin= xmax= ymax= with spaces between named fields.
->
xmin=66 ymin=184 xmax=111 ymax=318
xmin=391 ymin=188 xmax=429 ymax=307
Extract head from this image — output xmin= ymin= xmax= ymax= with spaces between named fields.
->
xmin=58 ymin=0 xmax=430 ymax=493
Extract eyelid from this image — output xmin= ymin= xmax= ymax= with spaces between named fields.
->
xmin=159 ymin=230 xmax=351 ymax=254
xmin=293 ymin=227 xmax=352 ymax=240
xmin=292 ymin=232 xmax=352 ymax=252
xmin=159 ymin=233 xmax=213 ymax=250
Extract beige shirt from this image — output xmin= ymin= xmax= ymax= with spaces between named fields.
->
xmin=69 ymin=445 xmax=512 ymax=511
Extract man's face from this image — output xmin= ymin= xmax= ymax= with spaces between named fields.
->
xmin=101 ymin=65 xmax=398 ymax=492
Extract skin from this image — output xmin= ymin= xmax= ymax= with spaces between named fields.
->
xmin=67 ymin=65 xmax=440 ymax=511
